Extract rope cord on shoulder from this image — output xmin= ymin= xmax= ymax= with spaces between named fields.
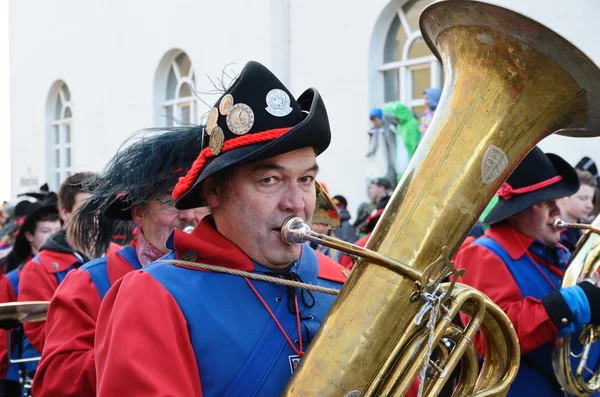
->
xmin=159 ymin=259 xmax=340 ymax=296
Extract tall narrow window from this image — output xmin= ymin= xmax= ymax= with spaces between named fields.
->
xmin=50 ymin=82 xmax=72 ymax=189
xmin=161 ymin=52 xmax=197 ymax=126
xmin=379 ymin=0 xmax=441 ymax=115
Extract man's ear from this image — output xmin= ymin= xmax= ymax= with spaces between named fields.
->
xmin=131 ymin=205 xmax=144 ymax=229
xmin=202 ymin=178 xmax=220 ymax=209
xmin=59 ymin=207 xmax=70 ymax=224
xmin=24 ymin=231 xmax=34 ymax=243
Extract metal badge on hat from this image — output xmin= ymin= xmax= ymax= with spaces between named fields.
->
xmin=219 ymin=94 xmax=234 ymax=116
xmin=209 ymin=126 xmax=225 ymax=155
xmin=265 ymin=89 xmax=292 ymax=117
xmin=226 ymin=103 xmax=255 ymax=135
xmin=206 ymin=107 xmax=219 ymax=135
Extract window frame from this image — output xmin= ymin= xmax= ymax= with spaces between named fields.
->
xmin=49 ymin=83 xmax=73 ymax=189
xmin=379 ymin=2 xmax=442 ymax=111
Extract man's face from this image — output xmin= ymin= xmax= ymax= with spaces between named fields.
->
xmin=27 ymin=220 xmax=62 ymax=255
xmin=510 ymin=199 xmax=562 ymax=246
xmin=133 ymin=199 xmax=197 ymax=254
xmin=311 ymin=223 xmax=330 ymax=236
xmin=560 ymin=185 xmax=595 ymax=221
xmin=370 ymin=116 xmax=384 ymax=128
xmin=205 ymin=147 xmax=318 ymax=270
xmin=367 ymin=183 xmax=385 ymax=200
xmin=61 ymin=192 xmax=92 ymax=226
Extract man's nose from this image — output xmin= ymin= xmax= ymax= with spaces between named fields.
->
xmin=279 ymin=184 xmax=306 ymax=214
xmin=178 ymin=208 xmax=196 ymax=222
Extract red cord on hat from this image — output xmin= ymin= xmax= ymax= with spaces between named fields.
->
xmin=496 ymin=175 xmax=563 ymax=200
xmin=172 ymin=127 xmax=292 ymax=199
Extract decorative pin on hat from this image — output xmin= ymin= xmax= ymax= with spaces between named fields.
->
xmin=265 ymin=89 xmax=293 ymax=117
xmin=172 ymin=61 xmax=332 ymax=210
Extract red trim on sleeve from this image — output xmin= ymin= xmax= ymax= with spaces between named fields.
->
xmin=107 ymin=250 xmax=139 ymax=286
xmin=455 ymin=241 xmax=558 ymax=354
xmin=315 ymin=252 xmax=347 ymax=283
xmin=33 ymin=269 xmax=101 ymax=397
xmin=19 ymin=258 xmax=61 ymax=352
xmin=95 ymin=272 xmax=202 ymax=396
xmin=0 ymin=274 xmax=15 ymax=379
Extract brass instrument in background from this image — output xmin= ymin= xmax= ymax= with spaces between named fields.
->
xmin=553 ymin=217 xmax=600 ymax=396
xmin=281 ymin=0 xmax=600 ymax=395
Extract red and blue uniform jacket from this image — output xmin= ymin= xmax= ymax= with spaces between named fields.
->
xmin=455 ymin=223 xmax=599 ymax=397
xmin=0 ymin=271 xmax=18 ymax=381
xmin=17 ymin=244 xmax=85 ymax=374
xmin=95 ymin=219 xmax=349 ymax=397
xmin=560 ymin=227 xmax=583 ymax=253
xmin=33 ymin=243 xmax=141 ymax=397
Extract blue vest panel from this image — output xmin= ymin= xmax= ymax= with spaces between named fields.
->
xmin=144 ymin=245 xmax=342 ymax=397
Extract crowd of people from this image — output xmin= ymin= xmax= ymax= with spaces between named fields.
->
xmin=365 ymin=88 xmax=441 ymax=187
xmin=0 ymin=59 xmax=596 ymax=397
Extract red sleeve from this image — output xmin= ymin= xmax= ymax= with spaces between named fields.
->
xmin=0 ymin=274 xmax=15 ymax=379
xmin=18 ymin=259 xmax=59 ymax=352
xmin=33 ymin=269 xmax=101 ymax=397
xmin=339 ymin=254 xmax=353 ymax=270
xmin=95 ymin=271 xmax=202 ymax=397
xmin=455 ymin=243 xmax=557 ymax=354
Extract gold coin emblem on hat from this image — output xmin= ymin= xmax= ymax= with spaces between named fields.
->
xmin=226 ymin=104 xmax=255 ymax=135
xmin=209 ymin=126 xmax=225 ymax=155
xmin=219 ymin=94 xmax=234 ymax=116
xmin=206 ymin=107 xmax=219 ymax=135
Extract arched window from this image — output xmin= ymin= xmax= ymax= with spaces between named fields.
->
xmin=379 ymin=0 xmax=442 ymax=116
xmin=156 ymin=51 xmax=197 ymax=127
xmin=48 ymin=81 xmax=72 ymax=189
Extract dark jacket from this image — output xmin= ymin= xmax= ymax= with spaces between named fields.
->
xmin=333 ymin=209 xmax=357 ymax=244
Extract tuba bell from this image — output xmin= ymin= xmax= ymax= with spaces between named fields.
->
xmin=552 ymin=216 xmax=600 ymax=396
xmin=282 ymin=0 xmax=600 ymax=396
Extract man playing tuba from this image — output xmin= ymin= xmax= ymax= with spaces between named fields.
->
xmin=455 ymin=146 xmax=600 ymax=396
xmin=93 ymin=61 xmax=353 ymax=397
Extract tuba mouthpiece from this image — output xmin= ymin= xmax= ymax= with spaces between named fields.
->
xmin=553 ymin=218 xmax=566 ymax=230
xmin=280 ymin=217 xmax=311 ymax=245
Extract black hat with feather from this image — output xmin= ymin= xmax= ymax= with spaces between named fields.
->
xmin=172 ymin=61 xmax=331 ymax=209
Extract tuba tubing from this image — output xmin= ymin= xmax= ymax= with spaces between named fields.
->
xmin=282 ymin=1 xmax=600 ymax=396
xmin=552 ymin=216 xmax=600 ymax=396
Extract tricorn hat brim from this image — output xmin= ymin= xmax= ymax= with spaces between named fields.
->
xmin=483 ymin=153 xmax=579 ymax=225
xmin=175 ymin=88 xmax=330 ymax=210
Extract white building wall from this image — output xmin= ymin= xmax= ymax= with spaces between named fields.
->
xmin=9 ymin=0 xmax=600 ymax=216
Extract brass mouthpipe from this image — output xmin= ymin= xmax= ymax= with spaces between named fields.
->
xmin=553 ymin=219 xmax=600 ymax=235
xmin=281 ymin=217 xmax=422 ymax=282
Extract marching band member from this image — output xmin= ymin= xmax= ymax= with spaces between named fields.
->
xmin=33 ymin=128 xmax=203 ymax=397
xmin=94 ymin=61 xmax=351 ymax=397
xmin=558 ymin=168 xmax=597 ymax=252
xmin=455 ymin=146 xmax=600 ymax=397
xmin=0 ymin=201 xmax=60 ymax=396
xmin=16 ymin=172 xmax=94 ymax=378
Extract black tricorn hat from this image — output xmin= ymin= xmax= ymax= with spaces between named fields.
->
xmin=484 ymin=146 xmax=580 ymax=225
xmin=173 ymin=61 xmax=331 ymax=210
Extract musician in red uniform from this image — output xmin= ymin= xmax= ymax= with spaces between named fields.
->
xmin=455 ymin=147 xmax=600 ymax=397
xmin=16 ymin=172 xmax=95 ymax=377
xmin=32 ymin=128 xmax=204 ymax=397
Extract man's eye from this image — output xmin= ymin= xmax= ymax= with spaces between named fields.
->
xmin=262 ymin=177 xmax=277 ymax=185
xmin=299 ymin=176 xmax=314 ymax=183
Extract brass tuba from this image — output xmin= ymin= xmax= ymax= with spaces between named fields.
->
xmin=282 ymin=0 xmax=600 ymax=396
xmin=553 ymin=216 xmax=600 ymax=396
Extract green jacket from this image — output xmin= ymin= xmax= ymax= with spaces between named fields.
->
xmin=383 ymin=102 xmax=421 ymax=159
